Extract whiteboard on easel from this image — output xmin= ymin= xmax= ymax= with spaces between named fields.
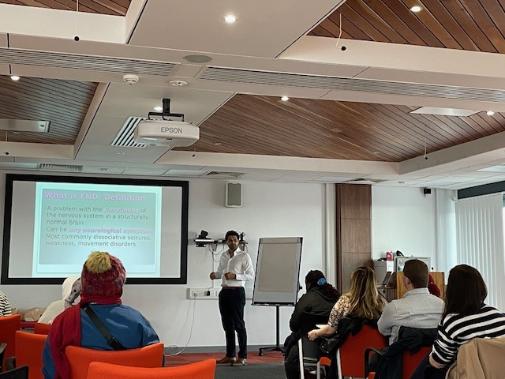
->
xmin=252 ymin=237 xmax=302 ymax=305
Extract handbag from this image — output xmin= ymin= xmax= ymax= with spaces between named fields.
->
xmin=319 ymin=334 xmax=342 ymax=355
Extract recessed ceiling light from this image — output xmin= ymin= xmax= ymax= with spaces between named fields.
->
xmin=10 ymin=75 xmax=20 ymax=81
xmin=281 ymin=96 xmax=289 ymax=102
xmin=487 ymin=110 xmax=495 ymax=116
xmin=153 ymin=106 xmax=163 ymax=112
xmin=224 ymin=14 xmax=237 ymax=24
xmin=410 ymin=5 xmax=422 ymax=12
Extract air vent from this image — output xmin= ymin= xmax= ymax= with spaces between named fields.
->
xmin=38 ymin=163 xmax=83 ymax=172
xmin=201 ymin=67 xmax=505 ymax=102
xmin=0 ymin=48 xmax=176 ymax=76
xmin=206 ymin=171 xmax=244 ymax=179
xmin=111 ymin=117 xmax=146 ymax=148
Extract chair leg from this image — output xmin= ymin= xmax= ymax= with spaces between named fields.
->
xmin=337 ymin=348 xmax=342 ymax=379
xmin=298 ymin=339 xmax=305 ymax=379
xmin=316 ymin=361 xmax=321 ymax=379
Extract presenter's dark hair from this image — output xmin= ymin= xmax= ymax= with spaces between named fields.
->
xmin=225 ymin=230 xmax=240 ymax=241
xmin=403 ymin=259 xmax=429 ymax=288
xmin=305 ymin=270 xmax=340 ymax=300
xmin=444 ymin=264 xmax=487 ymax=317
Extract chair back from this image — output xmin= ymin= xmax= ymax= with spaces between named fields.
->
xmin=66 ymin=343 xmax=164 ymax=379
xmin=15 ymin=332 xmax=47 ymax=379
xmin=86 ymin=359 xmax=216 ymax=379
xmin=337 ymin=324 xmax=386 ymax=377
xmin=33 ymin=323 xmax=51 ymax=335
xmin=402 ymin=346 xmax=431 ymax=379
xmin=0 ymin=366 xmax=28 ymax=379
xmin=0 ymin=314 xmax=22 ymax=364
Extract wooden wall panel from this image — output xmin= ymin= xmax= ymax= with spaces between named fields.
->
xmin=336 ymin=184 xmax=372 ymax=292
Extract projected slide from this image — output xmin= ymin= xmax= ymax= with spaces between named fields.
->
xmin=2 ymin=174 xmax=188 ymax=284
xmin=33 ymin=182 xmax=162 ymax=277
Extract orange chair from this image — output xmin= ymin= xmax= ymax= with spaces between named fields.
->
xmin=33 ymin=323 xmax=51 ymax=335
xmin=0 ymin=314 xmax=22 ymax=366
xmin=14 ymin=331 xmax=47 ymax=379
xmin=402 ymin=346 xmax=431 ymax=379
xmin=65 ymin=343 xmax=164 ymax=379
xmin=366 ymin=346 xmax=431 ymax=379
xmin=336 ymin=324 xmax=387 ymax=378
xmin=86 ymin=359 xmax=216 ymax=379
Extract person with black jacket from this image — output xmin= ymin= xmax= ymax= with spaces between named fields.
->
xmin=284 ymin=270 xmax=340 ymax=379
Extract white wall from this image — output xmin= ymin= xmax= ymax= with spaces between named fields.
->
xmin=0 ymin=175 xmax=325 ymax=348
xmin=371 ymin=186 xmax=437 ymax=269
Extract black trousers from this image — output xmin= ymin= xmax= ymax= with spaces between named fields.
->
xmin=218 ymin=287 xmax=247 ymax=358
xmin=411 ymin=356 xmax=449 ymax=379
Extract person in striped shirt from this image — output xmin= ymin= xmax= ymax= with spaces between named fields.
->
xmin=0 ymin=289 xmax=12 ymax=316
xmin=412 ymin=264 xmax=505 ymax=379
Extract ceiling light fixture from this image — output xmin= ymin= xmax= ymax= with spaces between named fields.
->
xmin=410 ymin=5 xmax=422 ymax=12
xmin=224 ymin=14 xmax=237 ymax=24
xmin=10 ymin=75 xmax=20 ymax=81
xmin=153 ymin=106 xmax=163 ymax=112
xmin=487 ymin=110 xmax=495 ymax=116
xmin=281 ymin=96 xmax=289 ymax=102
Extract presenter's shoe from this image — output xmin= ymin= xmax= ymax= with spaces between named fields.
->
xmin=236 ymin=358 xmax=247 ymax=366
xmin=216 ymin=356 xmax=236 ymax=365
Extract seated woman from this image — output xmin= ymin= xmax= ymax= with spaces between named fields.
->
xmin=308 ymin=266 xmax=384 ymax=378
xmin=43 ymin=251 xmax=159 ymax=379
xmin=412 ymin=264 xmax=505 ymax=379
xmin=308 ymin=266 xmax=383 ymax=341
xmin=39 ymin=276 xmax=81 ymax=324
xmin=284 ymin=270 xmax=340 ymax=379
xmin=0 ymin=289 xmax=12 ymax=316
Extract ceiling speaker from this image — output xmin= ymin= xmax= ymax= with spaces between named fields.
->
xmin=225 ymin=182 xmax=242 ymax=208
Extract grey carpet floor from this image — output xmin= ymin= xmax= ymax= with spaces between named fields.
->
xmin=216 ymin=363 xmax=285 ymax=379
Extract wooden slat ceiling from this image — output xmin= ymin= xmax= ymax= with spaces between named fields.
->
xmin=0 ymin=0 xmax=131 ymax=16
xmin=310 ymin=0 xmax=505 ymax=54
xmin=196 ymin=95 xmax=505 ymax=162
xmin=0 ymin=76 xmax=97 ymax=144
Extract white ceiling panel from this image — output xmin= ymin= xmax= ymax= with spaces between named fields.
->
xmin=76 ymin=82 xmax=233 ymax=163
xmin=129 ymin=0 xmax=343 ymax=57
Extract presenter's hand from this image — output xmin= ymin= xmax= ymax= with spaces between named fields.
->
xmin=307 ymin=330 xmax=319 ymax=341
xmin=224 ymin=272 xmax=236 ymax=280
xmin=210 ymin=272 xmax=217 ymax=280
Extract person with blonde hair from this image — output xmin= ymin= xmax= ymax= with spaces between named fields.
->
xmin=42 ymin=252 xmax=159 ymax=379
xmin=308 ymin=266 xmax=383 ymax=342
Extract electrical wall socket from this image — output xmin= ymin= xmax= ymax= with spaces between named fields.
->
xmin=187 ymin=287 xmax=220 ymax=299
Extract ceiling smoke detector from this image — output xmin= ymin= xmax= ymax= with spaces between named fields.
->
xmin=169 ymin=80 xmax=189 ymax=87
xmin=122 ymin=74 xmax=139 ymax=85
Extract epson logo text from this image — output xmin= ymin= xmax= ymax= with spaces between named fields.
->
xmin=161 ymin=127 xmax=183 ymax=134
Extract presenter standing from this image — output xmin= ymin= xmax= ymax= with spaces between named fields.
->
xmin=210 ymin=230 xmax=254 ymax=366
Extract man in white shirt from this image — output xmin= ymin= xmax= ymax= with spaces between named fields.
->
xmin=210 ymin=230 xmax=254 ymax=366
xmin=378 ymin=259 xmax=444 ymax=344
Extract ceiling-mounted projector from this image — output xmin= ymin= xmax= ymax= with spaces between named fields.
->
xmin=135 ymin=120 xmax=199 ymax=147
xmin=133 ymin=98 xmax=199 ymax=147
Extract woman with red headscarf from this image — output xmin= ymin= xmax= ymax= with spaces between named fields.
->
xmin=42 ymin=252 xmax=159 ymax=379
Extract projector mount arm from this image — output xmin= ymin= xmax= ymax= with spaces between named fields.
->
xmin=147 ymin=98 xmax=185 ymax=121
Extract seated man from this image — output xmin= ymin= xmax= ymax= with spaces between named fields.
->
xmin=0 ymin=289 xmax=12 ymax=316
xmin=378 ymin=259 xmax=444 ymax=344
xmin=42 ymin=251 xmax=159 ymax=379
